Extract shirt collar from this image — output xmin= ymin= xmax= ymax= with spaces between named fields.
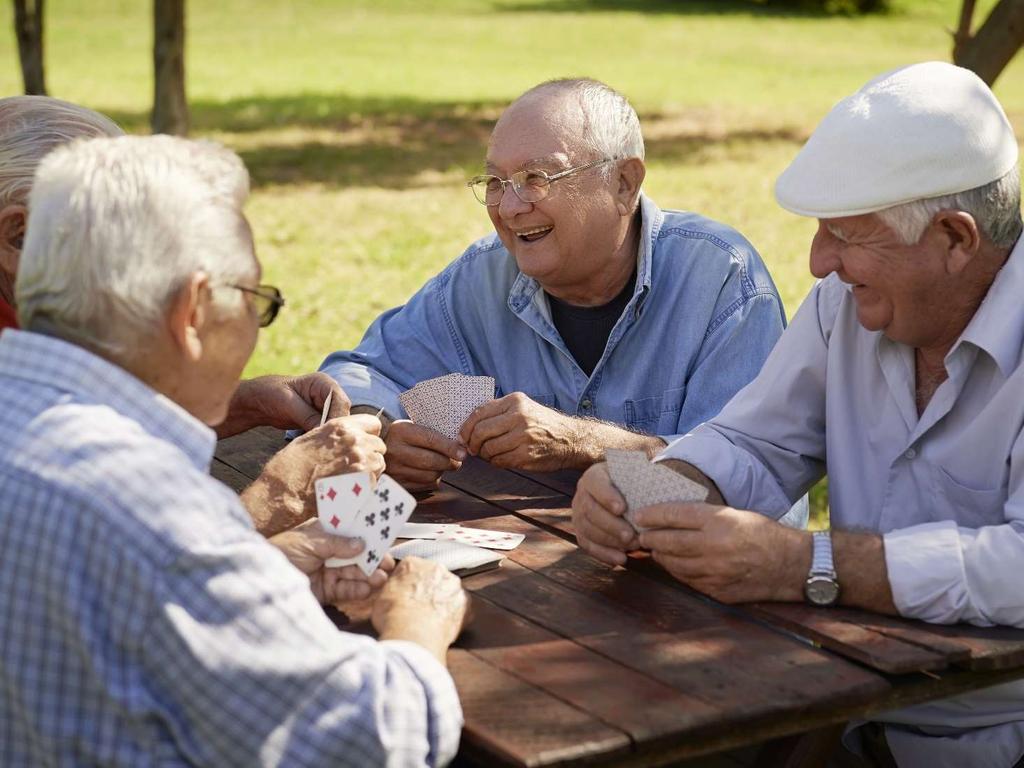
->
xmin=0 ymin=329 xmax=216 ymax=471
xmin=954 ymin=235 xmax=1024 ymax=378
xmin=0 ymin=296 xmax=18 ymax=331
xmin=507 ymin=191 xmax=660 ymax=312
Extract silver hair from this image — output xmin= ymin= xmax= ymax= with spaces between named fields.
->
xmin=876 ymin=166 xmax=1023 ymax=248
xmin=517 ymin=78 xmax=645 ymax=168
xmin=0 ymin=95 xmax=123 ymax=209
xmin=17 ymin=136 xmax=255 ymax=357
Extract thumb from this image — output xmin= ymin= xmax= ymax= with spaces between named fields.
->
xmin=306 ymin=527 xmax=366 ymax=561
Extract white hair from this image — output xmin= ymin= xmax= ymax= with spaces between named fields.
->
xmin=16 ymin=135 xmax=254 ymax=357
xmin=876 ymin=166 xmax=1022 ymax=249
xmin=518 ymin=78 xmax=645 ymax=167
xmin=0 ymin=95 xmax=123 ymax=209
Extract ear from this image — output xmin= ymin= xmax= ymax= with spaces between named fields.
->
xmin=165 ymin=271 xmax=210 ymax=363
xmin=613 ymin=158 xmax=646 ymax=216
xmin=0 ymin=204 xmax=27 ymax=279
xmin=932 ymin=210 xmax=981 ymax=275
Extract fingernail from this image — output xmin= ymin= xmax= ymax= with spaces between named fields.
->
xmin=620 ymin=530 xmax=633 ymax=543
xmin=456 ymin=449 xmax=467 ymax=460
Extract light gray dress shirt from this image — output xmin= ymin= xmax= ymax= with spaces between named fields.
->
xmin=660 ymin=237 xmax=1024 ymax=767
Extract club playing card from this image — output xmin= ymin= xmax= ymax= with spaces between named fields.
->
xmin=605 ymin=449 xmax=708 ymax=532
xmin=398 ymin=522 xmax=461 ymax=539
xmin=326 ymin=474 xmax=418 ymax=576
xmin=438 ymin=526 xmax=525 ymax=551
xmin=315 ymin=471 xmax=373 ymax=535
xmin=389 ymin=538 xmax=505 ymax=575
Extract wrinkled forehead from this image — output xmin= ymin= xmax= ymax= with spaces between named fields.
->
xmin=485 ymin=92 xmax=588 ymax=173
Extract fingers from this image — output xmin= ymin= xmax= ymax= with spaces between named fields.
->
xmin=393 ymin=421 xmax=465 ymax=460
xmin=309 ymin=529 xmax=366 ymax=561
xmin=574 ymin=486 xmax=636 ymax=550
xmin=639 ymin=529 xmax=705 ymax=558
xmin=584 ymin=464 xmax=627 ymax=517
xmin=633 ymin=502 xmax=712 ymax=531
xmin=459 ymin=397 xmax=510 ymax=448
xmin=340 ymin=413 xmax=383 ymax=436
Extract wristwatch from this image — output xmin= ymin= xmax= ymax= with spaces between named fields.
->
xmin=804 ymin=530 xmax=840 ymax=607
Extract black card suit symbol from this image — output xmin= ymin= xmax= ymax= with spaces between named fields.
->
xmin=364 ymin=512 xmax=376 ymax=527
xmin=381 ymin=508 xmax=391 ymax=521
xmin=378 ymin=488 xmax=390 ymax=502
xmin=380 ymin=526 xmax=390 ymax=539
xmin=367 ymin=550 xmax=378 ymax=564
xmin=394 ymin=502 xmax=405 ymax=515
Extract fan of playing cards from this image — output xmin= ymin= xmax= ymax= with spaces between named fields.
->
xmin=315 ymin=472 xmax=417 ymax=576
xmin=605 ymin=449 xmax=708 ymax=532
xmin=399 ymin=373 xmax=495 ymax=440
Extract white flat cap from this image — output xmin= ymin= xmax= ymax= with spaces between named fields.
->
xmin=775 ymin=61 xmax=1019 ymax=218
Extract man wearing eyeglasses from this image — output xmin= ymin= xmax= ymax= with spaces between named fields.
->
xmin=0 ymin=95 xmax=376 ymax=538
xmin=0 ymin=136 xmax=468 ymax=766
xmin=320 ymin=78 xmax=793 ymax=497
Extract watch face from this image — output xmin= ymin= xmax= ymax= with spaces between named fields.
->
xmin=805 ymin=576 xmax=840 ymax=607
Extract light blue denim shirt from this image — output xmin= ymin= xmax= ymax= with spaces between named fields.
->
xmin=321 ymin=194 xmax=787 ymax=445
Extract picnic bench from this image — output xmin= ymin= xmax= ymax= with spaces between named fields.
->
xmin=214 ymin=427 xmax=1024 ymax=768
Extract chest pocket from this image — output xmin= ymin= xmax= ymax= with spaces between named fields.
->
xmin=930 ymin=464 xmax=1007 ymax=529
xmin=623 ymin=387 xmax=686 ymax=434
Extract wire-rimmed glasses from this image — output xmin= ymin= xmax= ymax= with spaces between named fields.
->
xmin=467 ymin=158 xmax=613 ymax=206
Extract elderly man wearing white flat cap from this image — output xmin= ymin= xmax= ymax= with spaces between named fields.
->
xmin=572 ymin=61 xmax=1024 ymax=767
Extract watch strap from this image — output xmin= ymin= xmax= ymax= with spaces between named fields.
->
xmin=810 ymin=530 xmax=836 ymax=577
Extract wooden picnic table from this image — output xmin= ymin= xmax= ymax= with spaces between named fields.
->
xmin=214 ymin=427 xmax=1024 ymax=768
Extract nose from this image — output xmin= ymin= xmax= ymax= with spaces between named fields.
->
xmin=809 ymin=222 xmax=841 ymax=279
xmin=496 ymin=181 xmax=532 ymax=221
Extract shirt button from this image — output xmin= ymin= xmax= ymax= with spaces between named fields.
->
xmin=905 ymin=448 xmax=917 ymax=460
xmin=581 ymin=399 xmax=593 ymax=410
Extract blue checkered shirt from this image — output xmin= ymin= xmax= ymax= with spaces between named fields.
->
xmin=0 ymin=330 xmax=462 ymax=767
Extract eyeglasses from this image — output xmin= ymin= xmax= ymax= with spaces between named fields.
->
xmin=467 ymin=158 xmax=613 ymax=206
xmin=232 ymin=284 xmax=285 ymax=327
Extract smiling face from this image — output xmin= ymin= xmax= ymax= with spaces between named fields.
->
xmin=484 ymin=91 xmax=635 ymax=301
xmin=809 ymin=213 xmax=970 ymax=349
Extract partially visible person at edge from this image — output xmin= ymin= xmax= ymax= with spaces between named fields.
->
xmin=0 ymin=95 xmax=381 ymax=539
xmin=0 ymin=135 xmax=469 ymax=766
xmin=573 ymin=62 xmax=1024 ymax=768
xmin=316 ymin=78 xmax=805 ymax=525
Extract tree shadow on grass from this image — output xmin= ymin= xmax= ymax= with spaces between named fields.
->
xmin=101 ymin=92 xmax=808 ymax=190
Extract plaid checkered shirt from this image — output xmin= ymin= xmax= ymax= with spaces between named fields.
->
xmin=0 ymin=329 xmax=462 ymax=767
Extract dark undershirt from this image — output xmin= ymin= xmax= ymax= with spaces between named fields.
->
xmin=546 ymin=270 xmax=637 ymax=376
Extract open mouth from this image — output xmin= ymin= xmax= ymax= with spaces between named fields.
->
xmin=515 ymin=225 xmax=552 ymax=243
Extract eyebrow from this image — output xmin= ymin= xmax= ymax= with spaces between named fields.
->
xmin=484 ymin=154 xmax=567 ymax=174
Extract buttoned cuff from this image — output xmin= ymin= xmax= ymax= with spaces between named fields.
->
xmin=883 ymin=521 xmax=967 ymax=625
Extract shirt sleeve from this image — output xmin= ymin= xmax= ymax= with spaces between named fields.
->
xmin=319 ymin=265 xmax=473 ymax=419
xmin=142 ymin=529 xmax=463 ymax=767
xmin=658 ymin=281 xmax=832 ymax=518
xmin=884 ymin=430 xmax=1024 ymax=628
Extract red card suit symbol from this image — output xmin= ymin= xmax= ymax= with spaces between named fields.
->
xmin=326 ymin=487 xmax=337 ymax=501
xmin=330 ymin=515 xmax=340 ymax=528
xmin=352 ymin=483 xmax=362 ymax=496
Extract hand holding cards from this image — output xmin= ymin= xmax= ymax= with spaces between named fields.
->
xmin=399 ymin=373 xmax=495 ymax=440
xmin=316 ymin=472 xmax=416 ymax=575
xmin=605 ymin=449 xmax=708 ymax=532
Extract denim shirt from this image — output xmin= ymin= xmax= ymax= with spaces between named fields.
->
xmin=321 ymin=195 xmax=787 ymax=444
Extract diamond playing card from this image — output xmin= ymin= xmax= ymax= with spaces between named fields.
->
xmin=605 ymin=449 xmax=708 ymax=532
xmin=438 ymin=526 xmax=525 ymax=551
xmin=398 ymin=522 xmax=461 ymax=540
xmin=399 ymin=373 xmax=496 ymax=440
xmin=389 ymin=538 xmax=504 ymax=575
xmin=325 ymin=474 xmax=418 ymax=576
xmin=315 ymin=471 xmax=372 ymax=535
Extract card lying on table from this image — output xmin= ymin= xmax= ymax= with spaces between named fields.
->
xmin=399 ymin=373 xmax=496 ymax=440
xmin=397 ymin=521 xmax=525 ymax=550
xmin=605 ymin=449 xmax=708 ymax=532
xmin=390 ymin=538 xmax=504 ymax=577
xmin=315 ymin=472 xmax=417 ymax=576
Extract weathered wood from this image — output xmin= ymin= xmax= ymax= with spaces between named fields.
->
xmin=449 ymin=650 xmax=632 ymax=768
xmin=209 ymin=457 xmax=251 ymax=492
xmin=214 ymin=425 xmax=285 ymax=479
xmin=953 ymin=0 xmax=1024 ymax=86
xmin=509 ymin=467 xmax=580 ymax=498
xmin=13 ymin=0 xmax=46 ymax=95
xmin=152 ymin=0 xmax=189 ymax=135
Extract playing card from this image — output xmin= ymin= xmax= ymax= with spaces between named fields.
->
xmin=326 ymin=474 xmax=418 ymax=576
xmin=315 ymin=471 xmax=373 ymax=535
xmin=398 ymin=522 xmax=460 ymax=540
xmin=605 ymin=449 xmax=708 ymax=532
xmin=389 ymin=538 xmax=504 ymax=575
xmin=398 ymin=373 xmax=496 ymax=440
xmin=438 ymin=526 xmax=525 ymax=551
xmin=319 ymin=391 xmax=333 ymax=427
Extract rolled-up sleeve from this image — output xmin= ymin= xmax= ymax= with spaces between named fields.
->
xmin=885 ymin=432 xmax=1024 ymax=628
xmin=659 ymin=281 xmax=831 ymax=517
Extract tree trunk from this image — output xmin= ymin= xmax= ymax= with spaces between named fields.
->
xmin=152 ymin=0 xmax=189 ymax=136
xmin=13 ymin=0 xmax=46 ymax=95
xmin=953 ymin=0 xmax=1024 ymax=86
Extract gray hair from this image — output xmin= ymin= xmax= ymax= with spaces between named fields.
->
xmin=517 ymin=78 xmax=645 ymax=167
xmin=17 ymin=136 xmax=255 ymax=357
xmin=0 ymin=95 xmax=123 ymax=209
xmin=876 ymin=166 xmax=1023 ymax=249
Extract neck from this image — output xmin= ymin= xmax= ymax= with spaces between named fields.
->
xmin=545 ymin=211 xmax=641 ymax=306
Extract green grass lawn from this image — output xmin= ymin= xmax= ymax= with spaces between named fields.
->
xmin=2 ymin=0 xmax=1021 ymax=519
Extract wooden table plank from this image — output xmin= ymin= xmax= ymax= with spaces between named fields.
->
xmin=210 ymin=457 xmax=252 ymax=493
xmin=214 ymin=425 xmax=285 ymax=478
